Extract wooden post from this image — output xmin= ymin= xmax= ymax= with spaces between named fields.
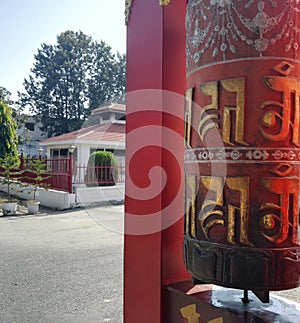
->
xmin=124 ymin=1 xmax=189 ymax=322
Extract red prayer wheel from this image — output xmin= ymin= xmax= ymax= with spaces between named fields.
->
xmin=183 ymin=0 xmax=300 ymax=302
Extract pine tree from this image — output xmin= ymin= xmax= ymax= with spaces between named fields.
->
xmin=18 ymin=30 xmax=126 ymax=137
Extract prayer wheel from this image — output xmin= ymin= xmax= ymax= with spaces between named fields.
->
xmin=183 ymin=0 xmax=300 ymax=302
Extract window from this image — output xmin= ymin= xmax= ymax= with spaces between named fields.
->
xmin=114 ymin=149 xmax=124 ymax=156
xmin=50 ymin=148 xmax=69 ymax=158
xmin=101 ymin=112 xmax=110 ymax=120
xmin=25 ymin=122 xmax=35 ymax=131
xmin=116 ymin=113 xmax=126 ymax=121
xmin=90 ymin=148 xmax=104 ymax=154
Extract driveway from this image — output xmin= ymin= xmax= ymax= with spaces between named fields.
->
xmin=0 ymin=205 xmax=124 ymax=323
xmin=0 ymin=205 xmax=299 ymax=322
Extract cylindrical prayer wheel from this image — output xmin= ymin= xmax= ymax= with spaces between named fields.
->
xmin=183 ymin=0 xmax=300 ymax=301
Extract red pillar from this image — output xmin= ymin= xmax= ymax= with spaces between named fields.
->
xmin=124 ymin=1 xmax=189 ymax=322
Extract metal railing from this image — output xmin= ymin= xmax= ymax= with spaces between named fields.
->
xmin=20 ymin=156 xmax=71 ymax=192
xmin=73 ymin=164 xmax=125 ymax=186
xmin=0 ymin=155 xmax=125 ymax=193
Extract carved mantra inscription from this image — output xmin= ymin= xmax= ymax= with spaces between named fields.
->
xmin=185 ymin=62 xmax=300 ymax=248
xmin=186 ymin=175 xmax=299 ymax=246
xmin=180 ymin=304 xmax=223 ymax=323
xmin=185 ymin=64 xmax=300 ymax=148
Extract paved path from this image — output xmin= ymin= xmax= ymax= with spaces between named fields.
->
xmin=0 ymin=205 xmax=124 ymax=323
xmin=0 ymin=205 xmax=299 ymax=322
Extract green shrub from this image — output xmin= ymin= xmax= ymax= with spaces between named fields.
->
xmin=85 ymin=151 xmax=118 ymax=186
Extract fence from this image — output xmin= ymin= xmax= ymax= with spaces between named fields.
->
xmin=73 ymin=164 xmax=125 ymax=186
xmin=0 ymin=155 xmax=125 ymax=194
xmin=20 ymin=156 xmax=71 ymax=193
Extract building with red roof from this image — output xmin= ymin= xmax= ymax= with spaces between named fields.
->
xmin=40 ymin=104 xmax=126 ymax=170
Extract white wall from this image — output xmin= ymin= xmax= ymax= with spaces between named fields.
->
xmin=76 ymin=184 xmax=125 ymax=206
xmin=39 ymin=189 xmax=76 ymax=210
xmin=0 ymin=183 xmax=76 ymax=210
xmin=0 ymin=181 xmax=124 ymax=210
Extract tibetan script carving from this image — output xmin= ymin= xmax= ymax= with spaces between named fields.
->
xmin=260 ymin=177 xmax=299 ymax=244
xmin=185 ymin=175 xmax=197 ymax=238
xmin=185 ymin=88 xmax=194 ymax=148
xmin=200 ymin=176 xmax=253 ymax=246
xmin=186 ymin=77 xmax=248 ymax=146
xmin=260 ymin=73 xmax=300 ymax=147
xmin=180 ymin=304 xmax=223 ymax=323
xmin=180 ymin=304 xmax=200 ymax=323
xmin=221 ymin=78 xmax=248 ymax=146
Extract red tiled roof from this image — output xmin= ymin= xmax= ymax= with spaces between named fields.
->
xmin=41 ymin=123 xmax=125 ymax=144
xmin=91 ymin=103 xmax=126 ymax=115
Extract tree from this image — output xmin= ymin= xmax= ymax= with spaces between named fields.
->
xmin=0 ymin=154 xmax=22 ymax=201
xmin=18 ymin=30 xmax=126 ymax=137
xmin=87 ymin=43 xmax=126 ymax=110
xmin=0 ymin=86 xmax=14 ymax=106
xmin=25 ymin=158 xmax=50 ymax=201
xmin=0 ymin=100 xmax=18 ymax=158
xmin=0 ymin=85 xmax=28 ymax=146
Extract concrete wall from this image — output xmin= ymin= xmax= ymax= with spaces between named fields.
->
xmin=20 ymin=187 xmax=76 ymax=210
xmin=0 ymin=182 xmax=124 ymax=210
xmin=76 ymin=184 xmax=125 ymax=206
xmin=0 ymin=183 xmax=75 ymax=210
xmin=39 ymin=189 xmax=76 ymax=210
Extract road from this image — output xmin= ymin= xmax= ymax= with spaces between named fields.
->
xmin=0 ymin=205 xmax=124 ymax=323
xmin=0 ymin=205 xmax=299 ymax=322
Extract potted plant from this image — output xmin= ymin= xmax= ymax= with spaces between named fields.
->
xmin=24 ymin=158 xmax=50 ymax=214
xmin=0 ymin=154 xmax=23 ymax=215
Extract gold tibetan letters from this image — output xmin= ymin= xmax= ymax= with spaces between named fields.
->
xmin=261 ymin=76 xmax=300 ymax=146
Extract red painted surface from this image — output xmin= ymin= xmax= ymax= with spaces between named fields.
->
xmin=184 ymin=0 xmax=300 ymax=293
xmin=124 ymin=1 xmax=189 ymax=322
xmin=5 ymin=156 xmax=71 ymax=193
xmin=163 ymin=281 xmax=300 ymax=322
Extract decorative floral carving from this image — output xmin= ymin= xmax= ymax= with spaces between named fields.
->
xmin=160 ymin=0 xmax=172 ymax=5
xmin=186 ymin=0 xmax=300 ymax=71
xmin=125 ymin=0 xmax=172 ymax=24
xmin=125 ymin=0 xmax=133 ymax=25
xmin=185 ymin=147 xmax=300 ymax=162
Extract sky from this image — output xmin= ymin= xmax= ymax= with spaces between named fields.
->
xmin=0 ymin=0 xmax=126 ymax=101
